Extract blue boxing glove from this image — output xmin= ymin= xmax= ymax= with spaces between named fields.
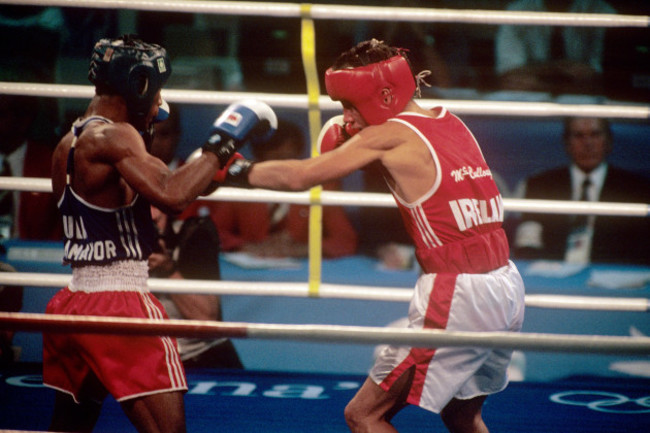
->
xmin=202 ymin=99 xmax=277 ymax=168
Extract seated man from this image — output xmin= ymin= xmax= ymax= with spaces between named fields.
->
xmin=514 ymin=116 xmax=650 ymax=265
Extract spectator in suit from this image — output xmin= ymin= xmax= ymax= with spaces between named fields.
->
xmin=514 ymin=117 xmax=650 ymax=265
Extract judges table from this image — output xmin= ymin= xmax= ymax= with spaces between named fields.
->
xmin=3 ymin=240 xmax=649 ymax=382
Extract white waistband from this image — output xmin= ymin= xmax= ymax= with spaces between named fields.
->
xmin=70 ymin=261 xmax=149 ymax=293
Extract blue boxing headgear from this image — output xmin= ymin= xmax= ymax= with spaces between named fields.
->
xmin=88 ymin=35 xmax=172 ymax=125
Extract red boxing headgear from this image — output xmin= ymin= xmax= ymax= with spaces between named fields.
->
xmin=325 ymin=55 xmax=416 ymax=125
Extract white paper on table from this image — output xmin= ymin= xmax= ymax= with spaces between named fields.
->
xmin=524 ymin=260 xmax=587 ymax=278
xmin=587 ymin=270 xmax=650 ymax=290
xmin=222 ymin=252 xmax=302 ymax=269
xmin=609 ymin=326 xmax=650 ymax=377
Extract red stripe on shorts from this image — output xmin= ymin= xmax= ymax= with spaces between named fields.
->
xmin=387 ymin=273 xmax=457 ymax=406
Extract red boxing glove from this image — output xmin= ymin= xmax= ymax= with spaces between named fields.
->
xmin=316 ymin=115 xmax=360 ymax=155
xmin=198 ymin=152 xmax=246 ymax=196
xmin=212 ymin=152 xmax=244 ymax=183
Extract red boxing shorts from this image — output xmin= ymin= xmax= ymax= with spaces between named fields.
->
xmin=43 ymin=285 xmax=187 ymax=403
xmin=370 ymin=261 xmax=525 ymax=413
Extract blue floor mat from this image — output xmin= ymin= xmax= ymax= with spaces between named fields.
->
xmin=1 ymin=364 xmax=648 ymax=432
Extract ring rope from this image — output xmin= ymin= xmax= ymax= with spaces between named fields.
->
xmin=0 ymin=0 xmax=646 ymax=27
xmin=0 ymin=272 xmax=646 ymax=312
xmin=299 ymin=4 xmax=324 ymax=297
xmin=1 ymin=177 xmax=647 ymax=217
xmin=1 ymin=82 xmax=648 ymax=120
xmin=1 ymin=312 xmax=649 ymax=355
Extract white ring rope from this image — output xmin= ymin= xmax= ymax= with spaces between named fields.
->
xmin=1 ymin=177 xmax=648 ymax=217
xmin=1 ymin=312 xmax=649 ymax=355
xmin=0 ymin=0 xmax=647 ymax=27
xmin=0 ymin=272 xmax=647 ymax=312
xmin=1 ymin=82 xmax=648 ymax=120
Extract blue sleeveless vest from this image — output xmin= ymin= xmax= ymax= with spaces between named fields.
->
xmin=58 ymin=116 xmax=157 ymax=267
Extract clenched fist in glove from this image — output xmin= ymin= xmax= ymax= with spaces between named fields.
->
xmin=202 ymin=99 xmax=277 ymax=167
xmin=316 ymin=115 xmax=360 ymax=155
xmin=194 ymin=100 xmax=276 ymax=194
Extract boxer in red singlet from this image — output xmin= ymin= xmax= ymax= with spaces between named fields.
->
xmin=218 ymin=39 xmax=525 ymax=433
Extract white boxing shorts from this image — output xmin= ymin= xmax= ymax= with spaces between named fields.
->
xmin=370 ymin=260 xmax=525 ymax=414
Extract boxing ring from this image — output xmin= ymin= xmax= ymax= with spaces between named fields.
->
xmin=1 ymin=1 xmax=650 ymax=431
